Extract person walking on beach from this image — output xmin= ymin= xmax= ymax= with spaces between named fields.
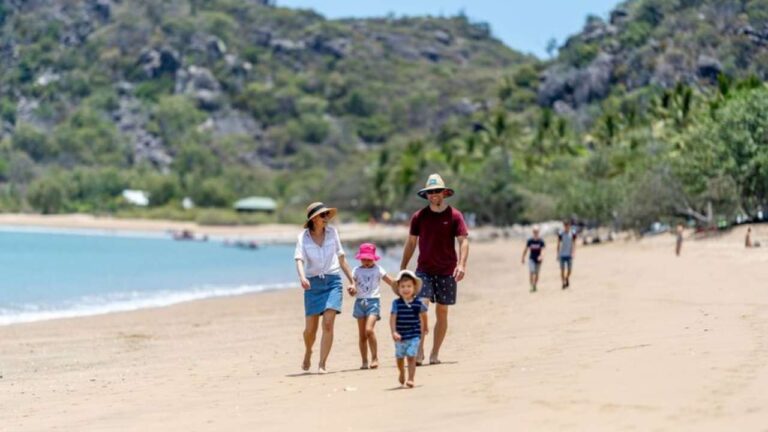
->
xmin=390 ymin=270 xmax=428 ymax=388
xmin=294 ymin=202 xmax=355 ymax=374
xmin=400 ymin=173 xmax=469 ymax=366
xmin=675 ymin=223 xmax=684 ymax=257
xmin=347 ymin=243 xmax=395 ymax=370
xmin=522 ymin=225 xmax=545 ymax=292
xmin=557 ymin=220 xmax=577 ymax=289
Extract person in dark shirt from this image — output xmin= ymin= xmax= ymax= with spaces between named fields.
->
xmin=400 ymin=173 xmax=469 ymax=366
xmin=390 ymin=270 xmax=428 ymax=388
xmin=521 ymin=225 xmax=545 ymax=292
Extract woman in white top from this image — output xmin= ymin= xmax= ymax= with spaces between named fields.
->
xmin=294 ymin=202 xmax=355 ymax=373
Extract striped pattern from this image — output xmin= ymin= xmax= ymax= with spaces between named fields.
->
xmin=391 ymin=298 xmax=425 ymax=340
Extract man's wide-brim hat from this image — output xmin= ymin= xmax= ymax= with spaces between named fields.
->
xmin=304 ymin=202 xmax=337 ymax=228
xmin=417 ymin=173 xmax=455 ymax=199
xmin=391 ymin=269 xmax=423 ymax=297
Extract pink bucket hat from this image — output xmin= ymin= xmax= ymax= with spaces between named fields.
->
xmin=355 ymin=243 xmax=380 ymax=261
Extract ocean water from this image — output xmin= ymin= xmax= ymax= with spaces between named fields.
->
xmin=0 ymin=227 xmax=402 ymax=325
xmin=0 ymin=228 xmax=301 ymax=325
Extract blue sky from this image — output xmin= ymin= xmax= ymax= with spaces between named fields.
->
xmin=277 ymin=0 xmax=622 ymax=58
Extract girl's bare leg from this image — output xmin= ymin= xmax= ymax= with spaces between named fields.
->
xmin=365 ymin=315 xmax=379 ymax=368
xmin=357 ymin=317 xmax=369 ymax=369
xmin=397 ymin=358 xmax=405 ymax=385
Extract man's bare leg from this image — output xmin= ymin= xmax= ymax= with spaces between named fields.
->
xmin=429 ymin=304 xmax=448 ymax=364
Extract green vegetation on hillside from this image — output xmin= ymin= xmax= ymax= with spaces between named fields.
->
xmin=2 ymin=0 xmax=768 ymax=230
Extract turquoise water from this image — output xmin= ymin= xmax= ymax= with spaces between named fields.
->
xmin=0 ymin=228 xmax=401 ymax=325
xmin=0 ymin=228 xmax=298 ymax=325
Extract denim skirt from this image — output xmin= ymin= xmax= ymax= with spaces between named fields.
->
xmin=304 ymin=274 xmax=343 ymax=316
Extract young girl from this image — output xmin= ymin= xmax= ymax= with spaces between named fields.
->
xmin=347 ymin=243 xmax=394 ymax=370
xmin=390 ymin=270 xmax=428 ymax=388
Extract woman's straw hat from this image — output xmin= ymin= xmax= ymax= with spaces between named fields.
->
xmin=417 ymin=173 xmax=455 ymax=199
xmin=391 ymin=270 xmax=423 ymax=297
xmin=304 ymin=202 xmax=337 ymax=228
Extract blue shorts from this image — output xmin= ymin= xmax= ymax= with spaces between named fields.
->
xmin=559 ymin=256 xmax=573 ymax=270
xmin=416 ymin=271 xmax=457 ymax=306
xmin=353 ymin=298 xmax=381 ymax=319
xmin=528 ymin=259 xmax=542 ymax=274
xmin=304 ymin=274 xmax=343 ymax=316
xmin=395 ymin=336 xmax=420 ymax=359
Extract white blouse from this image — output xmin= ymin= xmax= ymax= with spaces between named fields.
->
xmin=294 ymin=226 xmax=345 ymax=277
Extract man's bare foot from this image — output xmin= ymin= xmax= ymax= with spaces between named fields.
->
xmin=398 ymin=369 xmax=405 ymax=385
xmin=406 ymin=380 xmax=415 ymax=388
xmin=415 ymin=355 xmax=424 ymax=366
xmin=429 ymin=356 xmax=441 ymax=365
xmin=302 ymin=351 xmax=311 ymax=371
xmin=360 ymin=362 xmax=369 ymax=370
xmin=318 ymin=365 xmax=328 ymax=374
xmin=370 ymin=359 xmax=379 ymax=369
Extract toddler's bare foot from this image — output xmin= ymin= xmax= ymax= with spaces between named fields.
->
xmin=398 ymin=369 xmax=405 ymax=385
xmin=406 ymin=380 xmax=415 ymax=388
xmin=370 ymin=359 xmax=379 ymax=369
xmin=318 ymin=365 xmax=328 ymax=374
xmin=360 ymin=362 xmax=369 ymax=370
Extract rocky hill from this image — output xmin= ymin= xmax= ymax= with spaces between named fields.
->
xmin=538 ymin=0 xmax=768 ymax=113
xmin=0 ymin=0 xmax=531 ymax=214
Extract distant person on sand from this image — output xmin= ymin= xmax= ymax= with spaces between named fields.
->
xmin=675 ymin=224 xmax=684 ymax=257
xmin=745 ymin=226 xmax=761 ymax=248
xmin=390 ymin=270 xmax=428 ymax=389
xmin=400 ymin=173 xmax=469 ymax=366
xmin=294 ymin=202 xmax=355 ymax=374
xmin=557 ymin=220 xmax=577 ymax=289
xmin=346 ymin=243 xmax=395 ymax=370
xmin=522 ymin=225 xmax=545 ymax=292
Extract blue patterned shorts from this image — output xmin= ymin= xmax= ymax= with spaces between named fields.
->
xmin=416 ymin=271 xmax=457 ymax=305
xmin=395 ymin=336 xmax=420 ymax=359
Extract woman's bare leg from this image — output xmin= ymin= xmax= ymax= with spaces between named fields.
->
xmin=318 ymin=309 xmax=337 ymax=373
xmin=303 ymin=315 xmax=320 ymax=371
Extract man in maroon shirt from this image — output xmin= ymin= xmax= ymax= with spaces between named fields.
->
xmin=400 ymin=173 xmax=469 ymax=365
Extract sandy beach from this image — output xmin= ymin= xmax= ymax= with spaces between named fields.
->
xmin=2 ymin=224 xmax=768 ymax=431
xmin=0 ymin=213 xmax=409 ymax=243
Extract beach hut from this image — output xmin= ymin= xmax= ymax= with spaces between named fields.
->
xmin=122 ymin=189 xmax=149 ymax=207
xmin=234 ymin=196 xmax=277 ymax=213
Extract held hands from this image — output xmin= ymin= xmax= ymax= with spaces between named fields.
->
xmin=346 ymin=284 xmax=357 ymax=296
xmin=300 ymin=277 xmax=311 ymax=290
xmin=453 ymin=265 xmax=466 ymax=282
xmin=392 ymin=332 xmax=402 ymax=342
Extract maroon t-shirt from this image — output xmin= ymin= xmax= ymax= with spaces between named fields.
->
xmin=409 ymin=206 xmax=469 ymax=276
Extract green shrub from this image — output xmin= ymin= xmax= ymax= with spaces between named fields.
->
xmin=12 ymin=123 xmax=56 ymax=162
xmin=288 ymin=115 xmax=330 ymax=144
xmin=28 ymin=176 xmax=70 ymax=214
xmin=356 ymin=115 xmax=393 ymax=143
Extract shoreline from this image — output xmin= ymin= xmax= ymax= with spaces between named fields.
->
xmin=2 ymin=230 xmax=767 ymax=430
xmin=0 ymin=213 xmax=410 ymax=244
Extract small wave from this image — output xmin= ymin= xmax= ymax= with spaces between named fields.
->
xmin=0 ymin=225 xmax=167 ymax=239
xmin=0 ymin=283 xmax=295 ymax=326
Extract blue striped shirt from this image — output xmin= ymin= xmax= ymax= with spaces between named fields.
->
xmin=391 ymin=298 xmax=426 ymax=340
